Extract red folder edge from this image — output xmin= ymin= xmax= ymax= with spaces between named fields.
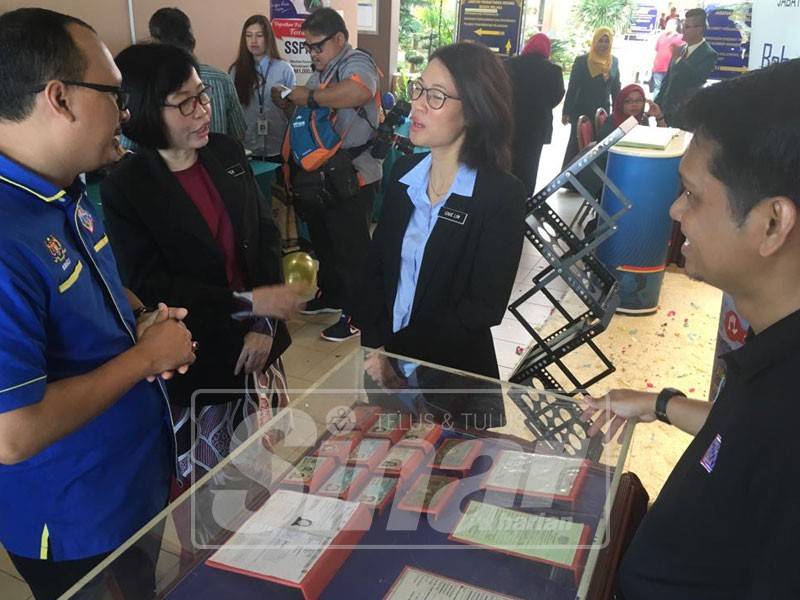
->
xmin=480 ymin=457 xmax=591 ymax=507
xmin=206 ymin=502 xmax=372 ymax=600
xmin=427 ymin=439 xmax=483 ymax=473
xmin=448 ymin=502 xmax=592 ymax=585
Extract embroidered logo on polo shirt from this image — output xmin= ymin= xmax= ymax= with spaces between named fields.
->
xmin=439 ymin=207 xmax=468 ymax=225
xmin=77 ymin=205 xmax=94 ymax=233
xmin=44 ymin=235 xmax=67 ymax=263
xmin=700 ymin=433 xmax=722 ymax=473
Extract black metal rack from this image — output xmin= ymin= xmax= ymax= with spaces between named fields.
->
xmin=507 ymin=118 xmax=638 ymax=449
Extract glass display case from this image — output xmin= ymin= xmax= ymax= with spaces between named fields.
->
xmin=62 ymin=348 xmax=633 ymax=600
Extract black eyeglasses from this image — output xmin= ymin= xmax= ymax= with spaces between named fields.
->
xmin=162 ymin=85 xmax=213 ymax=116
xmin=302 ymin=32 xmax=337 ymax=54
xmin=407 ymin=79 xmax=461 ymax=110
xmin=30 ymin=80 xmax=129 ymax=111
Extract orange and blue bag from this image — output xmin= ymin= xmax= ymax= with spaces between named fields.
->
xmin=288 ymin=106 xmax=343 ymax=172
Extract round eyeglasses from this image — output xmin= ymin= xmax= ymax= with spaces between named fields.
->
xmin=407 ymin=79 xmax=461 ymax=110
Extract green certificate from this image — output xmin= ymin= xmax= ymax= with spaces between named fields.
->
xmin=451 ymin=501 xmax=587 ymax=568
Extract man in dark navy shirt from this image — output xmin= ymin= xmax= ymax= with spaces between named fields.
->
xmin=584 ymin=59 xmax=800 ymax=598
xmin=0 ymin=9 xmax=197 ymax=598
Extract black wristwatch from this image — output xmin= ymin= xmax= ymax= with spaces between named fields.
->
xmin=656 ymin=387 xmax=685 ymax=424
xmin=307 ymin=89 xmax=320 ymax=109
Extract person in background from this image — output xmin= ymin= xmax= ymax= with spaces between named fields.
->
xmin=583 ymin=57 xmax=800 ymax=599
xmin=651 ymin=18 xmax=683 ymax=97
xmin=664 ymin=6 xmax=680 ymax=29
xmin=101 ymin=43 xmax=303 ymax=484
xmin=561 ymin=27 xmax=620 ymax=173
xmin=359 ymin=42 xmax=525 ymax=420
xmin=654 ymin=8 xmax=718 ymax=130
xmin=0 ymin=9 xmax=195 ymax=598
xmin=506 ymin=32 xmax=565 ymax=196
xmin=230 ymin=14 xmax=295 ymax=162
xmin=149 ymin=7 xmax=246 ymax=142
xmin=281 ymin=8 xmax=381 ymax=342
xmin=581 ymin=84 xmax=666 ymax=204
xmin=597 ymin=83 xmax=666 ymax=140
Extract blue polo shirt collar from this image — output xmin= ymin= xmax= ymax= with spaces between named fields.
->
xmin=0 ymin=152 xmax=70 ymax=204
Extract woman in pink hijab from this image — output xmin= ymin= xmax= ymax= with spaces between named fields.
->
xmin=522 ymin=32 xmax=552 ymax=58
xmin=506 ymin=33 xmax=565 ymax=195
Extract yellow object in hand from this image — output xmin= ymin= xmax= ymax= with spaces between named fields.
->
xmin=282 ymin=251 xmax=318 ymax=299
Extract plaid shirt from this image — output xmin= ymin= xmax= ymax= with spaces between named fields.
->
xmin=198 ymin=63 xmax=246 ymax=141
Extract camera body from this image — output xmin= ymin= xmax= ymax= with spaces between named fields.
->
xmin=370 ymin=100 xmax=412 ymax=159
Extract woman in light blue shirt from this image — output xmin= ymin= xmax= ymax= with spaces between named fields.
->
xmin=360 ymin=42 xmax=525 ymax=404
xmin=229 ymin=15 xmax=296 ymax=161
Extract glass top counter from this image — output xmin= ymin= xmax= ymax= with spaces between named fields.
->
xmin=63 ymin=348 xmax=633 ymax=600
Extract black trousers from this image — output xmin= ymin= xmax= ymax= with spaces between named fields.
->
xmin=304 ymin=182 xmax=375 ymax=317
xmin=512 ymin=138 xmax=545 ymax=197
xmin=562 ymin=121 xmax=580 ymax=170
xmin=9 ymin=528 xmax=162 ymax=600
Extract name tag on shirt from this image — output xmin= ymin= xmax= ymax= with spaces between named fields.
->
xmin=700 ymin=434 xmax=722 ymax=474
xmin=226 ymin=164 xmax=246 ymax=178
xmin=439 ymin=207 xmax=468 ymax=226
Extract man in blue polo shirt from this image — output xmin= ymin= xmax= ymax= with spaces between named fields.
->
xmin=0 ymin=9 xmax=197 ymax=598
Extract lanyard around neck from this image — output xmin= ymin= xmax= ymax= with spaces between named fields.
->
xmin=255 ymin=58 xmax=272 ymax=111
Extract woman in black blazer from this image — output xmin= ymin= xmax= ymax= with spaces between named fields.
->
xmin=561 ymin=27 xmax=621 ymax=170
xmin=101 ymin=44 xmax=303 ymax=481
xmin=506 ymin=33 xmax=565 ymax=195
xmin=359 ymin=43 xmax=525 ymax=421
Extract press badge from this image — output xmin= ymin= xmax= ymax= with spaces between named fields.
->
xmin=257 ymin=118 xmax=269 ymax=136
xmin=439 ymin=207 xmax=468 ymax=225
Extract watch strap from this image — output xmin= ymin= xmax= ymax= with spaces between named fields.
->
xmin=656 ymin=387 xmax=685 ymax=424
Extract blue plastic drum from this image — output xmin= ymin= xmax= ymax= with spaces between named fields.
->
xmin=596 ymin=133 xmax=689 ymax=314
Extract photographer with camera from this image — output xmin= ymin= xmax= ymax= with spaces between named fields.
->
xmin=275 ymin=8 xmax=381 ymax=342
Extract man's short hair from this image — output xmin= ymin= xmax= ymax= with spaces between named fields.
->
xmin=149 ymin=7 xmax=196 ymax=53
xmin=301 ymin=7 xmax=348 ymax=41
xmin=0 ymin=8 xmax=94 ymax=122
xmin=685 ymin=8 xmax=707 ymax=30
xmin=116 ymin=43 xmax=198 ymax=149
xmin=684 ymin=59 xmax=800 ymax=223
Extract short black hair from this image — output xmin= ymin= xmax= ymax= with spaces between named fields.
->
xmin=684 ymin=58 xmax=800 ymax=223
xmin=430 ymin=42 xmax=514 ymax=173
xmin=685 ymin=8 xmax=707 ymax=30
xmin=0 ymin=8 xmax=94 ymax=122
xmin=301 ymin=7 xmax=348 ymax=40
xmin=149 ymin=7 xmax=196 ymax=53
xmin=116 ymin=43 xmax=199 ymax=149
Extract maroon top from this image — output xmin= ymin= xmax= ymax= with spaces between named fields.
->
xmin=174 ymin=160 xmax=245 ymax=290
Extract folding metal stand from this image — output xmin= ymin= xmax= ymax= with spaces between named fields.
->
xmin=507 ymin=117 xmax=638 ymax=456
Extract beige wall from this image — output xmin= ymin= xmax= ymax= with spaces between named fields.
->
xmin=0 ymin=1 xmax=360 ymax=72
xmin=359 ymin=0 xmax=400 ymax=92
xmin=0 ymin=0 xmax=133 ymax=56
xmin=131 ymin=0 xmax=268 ymax=70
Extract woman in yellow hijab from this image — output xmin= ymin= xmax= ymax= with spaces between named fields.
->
xmin=587 ymin=26 xmax=615 ymax=80
xmin=561 ymin=26 xmax=621 ymax=172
